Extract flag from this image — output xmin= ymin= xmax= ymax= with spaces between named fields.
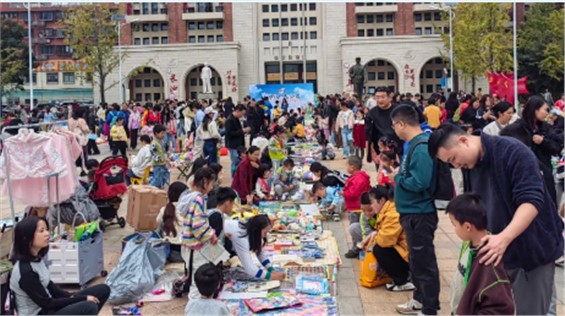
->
xmin=487 ymin=71 xmax=500 ymax=95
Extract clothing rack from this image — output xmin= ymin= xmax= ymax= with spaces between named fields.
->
xmin=1 ymin=120 xmax=72 ymax=233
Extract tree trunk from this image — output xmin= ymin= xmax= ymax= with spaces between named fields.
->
xmin=472 ymin=77 xmax=476 ymax=94
xmin=99 ymin=71 xmax=106 ymax=105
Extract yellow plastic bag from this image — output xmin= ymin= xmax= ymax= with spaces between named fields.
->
xmin=359 ymin=241 xmax=392 ymax=288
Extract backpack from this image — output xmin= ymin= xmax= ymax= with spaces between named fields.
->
xmin=0 ymin=272 xmax=16 ymax=315
xmin=405 ymin=139 xmax=455 ymax=209
xmin=322 ymin=170 xmax=349 ymax=188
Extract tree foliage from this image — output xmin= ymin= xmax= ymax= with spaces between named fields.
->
xmin=518 ymin=4 xmax=564 ymax=95
xmin=0 ymin=19 xmax=28 ymax=90
xmin=64 ymin=4 xmax=121 ymax=104
xmin=441 ymin=3 xmax=513 ymax=91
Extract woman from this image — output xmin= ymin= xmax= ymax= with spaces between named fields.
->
xmin=445 ymin=92 xmax=460 ymax=120
xmin=360 ymin=185 xmax=412 ymax=292
xmin=9 ymin=217 xmax=110 ymax=315
xmin=224 ymin=215 xmax=286 ymax=280
xmin=69 ymin=109 xmax=90 ymax=174
xmin=475 ymin=94 xmax=496 ymax=129
xmin=197 ymin=107 xmax=221 ymax=164
xmin=231 ymin=146 xmax=261 ymax=204
xmin=156 ymin=182 xmax=188 ymax=263
xmin=128 ymin=103 xmax=142 ymax=150
xmin=482 ymin=101 xmax=514 ymax=136
xmin=459 ymin=97 xmax=480 ymax=128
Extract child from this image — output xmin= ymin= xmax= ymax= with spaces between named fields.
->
xmin=312 ymin=181 xmax=343 ymax=222
xmin=350 ymin=192 xmax=376 ymax=254
xmin=293 ymin=117 xmax=305 ymax=141
xmin=314 ymin=138 xmax=336 ymax=160
xmin=446 ymin=193 xmax=515 ymax=315
xmin=110 ymin=117 xmax=128 ymax=156
xmin=184 ymin=263 xmax=230 ymax=316
xmin=126 ymin=135 xmax=152 ymax=185
xmin=273 ymin=158 xmax=299 ymax=201
xmin=157 ymin=182 xmax=188 ymax=263
xmin=343 ymin=156 xmax=371 ymax=258
xmin=268 ymin=126 xmax=287 ymax=172
xmin=255 ymin=164 xmax=274 ymax=203
xmin=86 ymin=131 xmax=100 ymax=155
xmin=352 ymin=110 xmax=366 ymax=159
xmin=376 ymin=150 xmax=399 ymax=186
xmin=150 ymin=124 xmax=170 ymax=189
xmin=251 ymin=131 xmax=269 ymax=153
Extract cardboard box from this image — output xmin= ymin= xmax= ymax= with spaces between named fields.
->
xmin=127 ymin=185 xmax=168 ymax=231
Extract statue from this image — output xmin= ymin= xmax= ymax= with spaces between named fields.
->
xmin=348 ymin=57 xmax=368 ymax=98
xmin=201 ymin=62 xmax=213 ymax=94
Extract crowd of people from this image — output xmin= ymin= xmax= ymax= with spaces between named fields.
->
xmin=4 ymin=85 xmax=565 ymax=316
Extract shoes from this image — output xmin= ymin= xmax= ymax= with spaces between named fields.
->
xmin=556 ymin=256 xmax=564 ymax=266
xmin=344 ymin=248 xmax=360 ymax=259
xmin=385 ymin=281 xmax=395 ymax=291
xmin=388 ymin=282 xmax=416 ymax=292
xmin=332 ymin=213 xmax=341 ymax=222
xmin=396 ymin=299 xmax=423 ymax=315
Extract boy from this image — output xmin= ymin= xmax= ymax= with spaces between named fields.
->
xmin=126 ymin=135 xmax=152 ymax=185
xmin=349 ymin=192 xmax=376 ymax=255
xmin=312 ymin=181 xmax=343 ymax=222
xmin=110 ymin=117 xmax=128 ymax=156
xmin=446 ymin=193 xmax=515 ymax=315
xmin=423 ymin=98 xmax=442 ymax=129
xmin=273 ymin=158 xmax=299 ymax=201
xmin=184 ymin=263 xmax=230 ymax=316
xmin=207 ymin=187 xmax=238 ymax=256
xmin=150 ymin=124 xmax=170 ymax=189
xmin=342 ymin=156 xmax=371 ymax=258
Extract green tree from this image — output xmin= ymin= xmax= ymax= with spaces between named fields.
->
xmin=518 ymin=4 xmax=564 ymax=96
xmin=64 ymin=4 xmax=121 ymax=104
xmin=441 ymin=3 xmax=513 ymax=92
xmin=0 ymin=20 xmax=29 ymax=99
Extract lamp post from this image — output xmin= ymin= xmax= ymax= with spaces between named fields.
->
xmin=24 ymin=1 xmax=34 ymax=110
xmin=113 ymin=16 xmax=138 ymax=103
xmin=512 ymin=2 xmax=518 ymax=111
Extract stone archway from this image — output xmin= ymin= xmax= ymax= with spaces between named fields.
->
xmin=183 ymin=64 xmax=223 ymax=100
xmin=364 ymin=58 xmax=399 ymax=95
xmin=127 ymin=67 xmax=165 ymax=102
xmin=419 ymin=57 xmax=447 ymax=98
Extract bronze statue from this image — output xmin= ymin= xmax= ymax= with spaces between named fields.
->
xmin=349 ymin=57 xmax=368 ymax=98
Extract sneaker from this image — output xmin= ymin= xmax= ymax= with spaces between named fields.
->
xmin=344 ymin=248 xmax=360 ymax=259
xmin=396 ymin=299 xmax=423 ymax=315
xmin=556 ymin=256 xmax=565 ymax=266
xmin=388 ymin=282 xmax=416 ymax=292
xmin=332 ymin=213 xmax=341 ymax=222
xmin=385 ymin=281 xmax=395 ymax=291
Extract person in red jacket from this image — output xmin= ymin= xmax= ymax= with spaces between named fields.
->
xmin=342 ymin=156 xmax=371 ymax=258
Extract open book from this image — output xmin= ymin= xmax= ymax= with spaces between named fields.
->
xmin=200 ymin=242 xmax=230 ymax=265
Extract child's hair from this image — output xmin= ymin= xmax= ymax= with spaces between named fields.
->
xmin=153 ymin=124 xmax=166 ymax=134
xmin=247 ymin=145 xmax=260 ymax=155
xmin=193 ymin=167 xmax=217 ymax=190
xmin=445 ymin=193 xmax=488 ymax=231
xmin=318 ymin=138 xmax=328 ymax=146
xmin=360 ymin=192 xmax=371 ymax=205
xmin=237 ymin=145 xmax=247 ymax=156
xmin=208 ymin=163 xmax=223 ymax=177
xmin=282 ymin=158 xmax=295 ymax=168
xmin=189 ymin=157 xmax=208 ymax=179
xmin=380 ymin=150 xmax=399 ymax=167
xmin=216 ymin=187 xmax=237 ymax=206
xmin=312 ymin=181 xmax=326 ymax=194
xmin=194 ymin=263 xmax=223 ymax=297
xmin=240 ymin=214 xmax=271 ymax=254
xmin=163 ymin=182 xmax=188 ymax=237
xmin=368 ymin=184 xmax=394 ymax=201
xmin=274 ymin=126 xmax=286 ymax=135
xmin=85 ymin=159 xmax=99 ymax=171
xmin=140 ymin=135 xmax=151 ymax=143
xmin=258 ymin=164 xmax=272 ymax=178
xmin=378 ymin=136 xmax=396 ymax=152
xmin=116 ymin=117 xmax=123 ymax=123
xmin=347 ymin=156 xmax=362 ymax=170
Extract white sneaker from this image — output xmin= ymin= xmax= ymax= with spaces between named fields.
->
xmin=396 ymin=299 xmax=423 ymax=315
xmin=389 ymin=282 xmax=416 ymax=292
xmin=385 ymin=281 xmax=395 ymax=290
xmin=556 ymin=256 xmax=564 ymax=266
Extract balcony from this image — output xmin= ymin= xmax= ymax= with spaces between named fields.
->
xmin=126 ymin=14 xmax=167 ymax=23
xmin=182 ymin=3 xmax=224 ymax=21
xmin=413 ymin=3 xmax=442 ymax=12
xmin=355 ymin=4 xmax=398 ymax=14
xmin=33 ymin=38 xmax=51 ymax=44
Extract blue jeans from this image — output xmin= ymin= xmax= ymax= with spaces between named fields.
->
xmin=229 ymin=148 xmax=240 ymax=177
xmin=203 ymin=139 xmax=218 ymax=164
xmin=163 ymin=133 xmax=176 ymax=152
xmin=178 ymin=119 xmax=185 ymax=136
xmin=341 ymin=127 xmax=353 ymax=157
xmin=150 ymin=165 xmax=169 ymax=189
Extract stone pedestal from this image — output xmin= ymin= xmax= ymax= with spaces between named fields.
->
xmin=197 ymin=92 xmax=216 ymax=101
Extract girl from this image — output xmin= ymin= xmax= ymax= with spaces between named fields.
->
xmin=197 ymin=107 xmax=221 ymax=164
xmin=156 ymin=182 xmax=188 ymax=263
xmin=353 ymin=110 xmax=366 ymax=159
xmin=10 ymin=217 xmax=110 ymax=315
xmin=178 ymin=167 xmax=218 ymax=299
xmin=254 ymin=164 xmax=274 ymax=203
xmin=232 ymin=146 xmax=261 ymax=205
xmin=268 ymin=126 xmax=287 ymax=172
xmin=128 ymin=104 xmax=142 ymax=150
xmin=336 ymin=101 xmax=354 ymax=158
xmin=377 ymin=150 xmax=399 ymax=186
xmin=224 ymin=215 xmax=286 ymax=280
xmin=187 ymin=157 xmax=208 ymax=190
xmin=110 ymin=117 xmax=128 ymax=156
xmin=162 ymin=106 xmax=177 ymax=153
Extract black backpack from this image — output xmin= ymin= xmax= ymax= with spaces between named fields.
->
xmin=405 ymin=139 xmax=455 ymax=209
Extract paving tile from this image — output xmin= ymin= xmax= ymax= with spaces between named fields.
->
xmin=338 ymin=296 xmax=365 ymax=315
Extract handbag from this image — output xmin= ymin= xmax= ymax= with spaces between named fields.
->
xmin=359 ymin=239 xmax=392 ymax=288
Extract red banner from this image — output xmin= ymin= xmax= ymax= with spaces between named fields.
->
xmin=487 ymin=72 xmax=529 ymax=105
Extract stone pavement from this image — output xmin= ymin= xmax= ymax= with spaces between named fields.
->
xmin=1 ymin=144 xmax=563 ymax=315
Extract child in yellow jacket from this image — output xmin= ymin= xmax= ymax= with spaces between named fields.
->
xmin=110 ymin=117 xmax=128 ymax=156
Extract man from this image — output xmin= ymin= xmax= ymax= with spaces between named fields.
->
xmin=246 ymin=99 xmax=264 ymax=143
xmin=365 ymin=86 xmax=402 ymax=167
xmin=390 ymin=105 xmax=440 ymax=315
xmin=428 ymin=124 xmax=564 ymax=315
xmin=225 ymin=104 xmax=250 ymax=176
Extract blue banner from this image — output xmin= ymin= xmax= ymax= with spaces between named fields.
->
xmin=248 ymin=83 xmax=315 ymax=110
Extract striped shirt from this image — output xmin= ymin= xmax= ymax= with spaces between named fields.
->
xmin=179 ymin=191 xmax=214 ymax=249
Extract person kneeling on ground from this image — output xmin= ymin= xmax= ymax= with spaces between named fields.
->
xmin=184 ymin=263 xmax=230 ymax=316
xmin=126 ymin=135 xmax=152 ymax=185
xmin=312 ymin=181 xmax=344 ymax=222
xmin=360 ymin=185 xmax=414 ymax=292
xmin=10 ymin=217 xmax=110 ymax=315
xmin=446 ymin=193 xmax=515 ymax=315
xmin=273 ymin=158 xmax=300 ymax=201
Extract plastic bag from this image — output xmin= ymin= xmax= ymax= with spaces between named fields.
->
xmin=359 ymin=244 xmax=392 ymax=288
xmin=105 ymin=233 xmax=167 ymax=305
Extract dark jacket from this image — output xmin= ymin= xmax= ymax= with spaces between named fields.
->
xmin=457 ymin=250 xmax=515 ymax=315
xmin=224 ymin=114 xmax=245 ymax=149
xmin=365 ymin=104 xmax=403 ymax=161
xmin=511 ymin=119 xmax=563 ymax=170
xmin=463 ymin=133 xmax=564 ymax=271
xmin=246 ymin=105 xmax=264 ymax=133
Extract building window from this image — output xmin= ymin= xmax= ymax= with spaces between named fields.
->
xmin=281 ymin=4 xmax=288 ymax=12
xmin=435 ymin=57 xmax=443 ymax=64
xmin=152 ymin=37 xmax=159 ymax=44
xmin=415 ymin=28 xmax=422 ymax=35
xmin=63 ymin=72 xmax=74 ymax=84
xmin=386 ymin=28 xmax=393 ymax=36
xmin=415 ymin=13 xmax=422 ymax=22
xmin=190 ymin=78 xmax=198 ymax=86
xmin=271 ymin=4 xmax=278 ymax=12
xmin=198 ymin=22 xmax=205 ymax=30
xmin=161 ymin=23 xmax=168 ymax=31
xmin=151 ymin=3 xmax=159 ymax=14
xmin=367 ymin=29 xmax=374 ymax=37
xmin=152 ymin=78 xmax=161 ymax=87
xmin=143 ymin=38 xmax=150 ymax=45
xmin=310 ymin=31 xmax=317 ymax=39
xmin=263 ymin=19 xmax=269 ymax=27
xmin=263 ymin=33 xmax=270 ymax=41
xmin=154 ymin=93 xmax=161 ymax=101
xmin=151 ymin=23 xmax=159 ymax=32
xmin=207 ymin=35 xmax=214 ymax=42
xmin=161 ymin=37 xmax=168 ymax=44
xmin=198 ymin=36 xmax=205 ymax=43
xmin=435 ymin=70 xmax=443 ymax=78
xmin=142 ymin=3 xmax=149 ymax=14
xmin=376 ymin=29 xmax=383 ymax=36
xmin=309 ymin=17 xmax=317 ymax=25
xmin=386 ymin=14 xmax=393 ymax=23
xmin=291 ymin=18 xmax=298 ymax=26
xmin=434 ymin=12 xmax=441 ymax=21
xmin=309 ymin=3 xmax=316 ymax=10
xmin=135 ymin=93 xmax=142 ymax=101
xmin=144 ymin=79 xmax=151 ymax=87
xmin=262 ymin=4 xmax=269 ymax=12
xmin=424 ymin=12 xmax=432 ymax=21
xmin=281 ymin=32 xmax=289 ymax=40
xmin=291 ymin=32 xmax=298 ymax=40
xmin=188 ymin=22 xmax=196 ymax=30
xmin=272 ymin=33 xmax=279 ymax=41
xmin=425 ymin=27 xmax=432 ymax=35
xmin=377 ymin=72 xmax=385 ymax=80
xmin=357 ymin=29 xmax=365 ymax=37
xmin=134 ymin=38 xmax=141 ymax=45
xmin=368 ymin=72 xmax=376 ymax=80
xmin=426 ymin=70 xmax=434 ymax=79
xmin=145 ymin=93 xmax=151 ymax=101
xmin=281 ymin=18 xmax=288 ymax=26
xmin=135 ymin=79 xmax=142 ymax=87
xmin=387 ymin=72 xmax=394 ymax=80
xmin=366 ymin=15 xmax=374 ymax=23
xmin=40 ymin=12 xmax=53 ymax=21
xmin=207 ymin=21 xmax=215 ymax=29
xmin=426 ymin=84 xmax=434 ymax=93
xmin=376 ymin=15 xmax=383 ymax=23
xmin=272 ymin=19 xmax=279 ymax=27
xmin=216 ymin=35 xmax=223 ymax=42
xmin=46 ymin=72 xmax=58 ymax=84
xmin=143 ymin=23 xmax=149 ymax=32
xmin=357 ymin=15 xmax=365 ymax=23
xmin=216 ymin=21 xmax=223 ymax=29
xmin=189 ymin=36 xmax=196 ymax=43
xmin=40 ymin=45 xmax=53 ymax=55
xmin=291 ymin=3 xmax=297 ymax=11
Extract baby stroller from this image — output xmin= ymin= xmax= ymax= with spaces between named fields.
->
xmin=90 ymin=156 xmax=128 ymax=231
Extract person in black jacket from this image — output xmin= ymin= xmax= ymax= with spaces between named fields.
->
xmin=9 ymin=216 xmax=110 ymax=315
xmin=445 ymin=91 xmax=459 ymax=120
xmin=223 ymin=97 xmax=234 ymax=119
xmin=225 ymin=104 xmax=250 ymax=176
xmin=246 ymin=100 xmax=264 ymax=143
